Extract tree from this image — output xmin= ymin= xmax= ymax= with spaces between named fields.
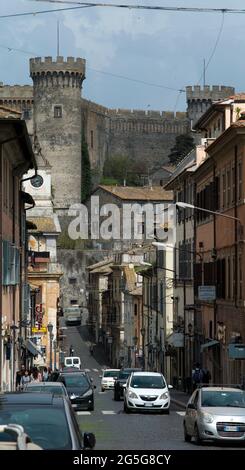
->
xmin=102 ymin=155 xmax=148 ymax=186
xmin=168 ymin=134 xmax=195 ymax=165
xmin=81 ymin=136 xmax=92 ymax=202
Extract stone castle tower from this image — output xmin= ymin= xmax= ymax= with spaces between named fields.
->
xmin=30 ymin=56 xmax=86 ymax=212
xmin=186 ymin=85 xmax=235 ymax=125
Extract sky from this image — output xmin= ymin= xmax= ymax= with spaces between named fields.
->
xmin=0 ymin=0 xmax=245 ymax=111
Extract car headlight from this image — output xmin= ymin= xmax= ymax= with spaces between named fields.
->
xmin=70 ymin=394 xmax=79 ymax=400
xmin=200 ymin=411 xmax=214 ymax=423
xmin=159 ymin=392 xmax=169 ymax=400
xmin=128 ymin=390 xmax=138 ymax=399
xmin=82 ymin=389 xmax=93 ymax=398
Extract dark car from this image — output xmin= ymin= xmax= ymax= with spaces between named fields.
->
xmin=25 ymin=381 xmax=69 ymax=399
xmin=114 ymin=368 xmax=142 ymax=401
xmin=58 ymin=372 xmax=96 ymax=411
xmin=0 ymin=393 xmax=95 ymax=450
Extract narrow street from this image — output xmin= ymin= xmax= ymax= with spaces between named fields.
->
xmin=61 ymin=321 xmax=240 ymax=451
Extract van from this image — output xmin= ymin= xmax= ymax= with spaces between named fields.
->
xmin=63 ymin=307 xmax=81 ymax=326
xmin=64 ymin=357 xmax=81 ymax=369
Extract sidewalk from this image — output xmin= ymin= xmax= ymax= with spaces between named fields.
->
xmin=170 ymin=389 xmax=191 ymax=409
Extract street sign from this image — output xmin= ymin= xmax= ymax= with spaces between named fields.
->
xmin=32 ymin=327 xmax=47 ymax=334
xmin=198 ymin=285 xmax=216 ymax=301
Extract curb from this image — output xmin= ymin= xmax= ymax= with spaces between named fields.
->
xmin=171 ymin=398 xmax=187 ymax=409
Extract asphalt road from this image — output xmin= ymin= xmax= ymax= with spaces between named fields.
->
xmin=60 ymin=320 xmax=243 ymax=451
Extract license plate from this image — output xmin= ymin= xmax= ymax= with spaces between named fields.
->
xmin=144 ymin=403 xmax=153 ymax=407
xmin=224 ymin=426 xmax=239 ymax=432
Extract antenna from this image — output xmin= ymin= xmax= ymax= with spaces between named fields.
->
xmin=57 ymin=20 xmax=60 ymax=56
xmin=203 ymin=58 xmax=206 ymax=87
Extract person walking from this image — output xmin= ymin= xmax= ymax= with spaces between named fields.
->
xmin=192 ymin=362 xmax=203 ymax=390
xmin=69 ymin=345 xmax=74 ymax=356
xmin=89 ymin=344 xmax=94 ymax=356
xmin=42 ymin=367 xmax=49 ymax=382
xmin=20 ymin=370 xmax=31 ymax=390
xmin=201 ymin=367 xmax=211 ymax=385
xmin=16 ymin=364 xmax=25 ymax=391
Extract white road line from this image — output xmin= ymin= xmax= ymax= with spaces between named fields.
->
xmin=84 ymin=369 xmax=91 ymax=372
xmin=101 ymin=410 xmax=116 ymax=415
xmin=76 ymin=411 xmax=91 ymax=416
xmin=98 ymin=391 xmax=106 ymax=394
xmin=176 ymin=411 xmax=185 ymax=416
xmin=92 ymin=369 xmax=99 ymax=372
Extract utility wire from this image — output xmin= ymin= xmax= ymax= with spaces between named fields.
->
xmin=0 ymin=43 xmax=184 ymax=92
xmin=197 ymin=12 xmax=225 ymax=86
xmin=0 ymin=5 xmax=93 ymax=19
xmin=29 ymin=1 xmax=245 ymax=14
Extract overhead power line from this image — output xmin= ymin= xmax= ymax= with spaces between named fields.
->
xmin=29 ymin=1 xmax=245 ymax=14
xmin=0 ymin=43 xmax=184 ymax=93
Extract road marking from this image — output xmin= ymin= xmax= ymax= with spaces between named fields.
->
xmin=84 ymin=369 xmax=91 ymax=372
xmin=101 ymin=410 xmax=116 ymax=415
xmin=176 ymin=411 xmax=185 ymax=416
xmin=76 ymin=411 xmax=91 ymax=415
xmin=93 ymin=368 xmax=99 ymax=372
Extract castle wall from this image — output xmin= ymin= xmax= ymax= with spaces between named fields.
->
xmin=186 ymin=85 xmax=235 ymax=125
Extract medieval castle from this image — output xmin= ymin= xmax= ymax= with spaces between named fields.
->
xmin=0 ymin=56 xmax=235 ymax=212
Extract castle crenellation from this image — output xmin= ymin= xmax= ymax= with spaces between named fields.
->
xmin=0 ymin=56 xmax=235 ymax=207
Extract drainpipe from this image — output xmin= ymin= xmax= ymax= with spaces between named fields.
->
xmin=234 ymin=145 xmax=238 ymax=307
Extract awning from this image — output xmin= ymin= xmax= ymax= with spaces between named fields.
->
xmin=166 ymin=332 xmax=184 ymax=348
xmin=24 ymin=339 xmax=42 ymax=357
xmin=201 ymin=340 xmax=219 ymax=352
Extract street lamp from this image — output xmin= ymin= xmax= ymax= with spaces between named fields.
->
xmin=53 ymin=340 xmax=57 ymax=370
xmin=133 ymin=336 xmax=138 ymax=367
xmin=176 ymin=201 xmax=242 ymax=223
xmin=140 ymin=327 xmax=146 ymax=369
xmin=47 ymin=322 xmax=53 ymax=370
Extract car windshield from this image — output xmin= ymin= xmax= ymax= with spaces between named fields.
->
xmin=0 ymin=406 xmax=72 ymax=449
xmin=103 ymin=371 xmax=118 ymax=378
xmin=118 ymin=371 xmax=130 ymax=379
xmin=62 ymin=375 xmax=89 ymax=389
xmin=26 ymin=385 xmax=65 ymax=395
xmin=201 ymin=390 xmax=245 ymax=408
xmin=131 ymin=375 xmax=166 ymax=389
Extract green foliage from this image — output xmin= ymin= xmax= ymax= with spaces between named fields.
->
xmin=81 ymin=137 xmax=92 ymax=202
xmin=168 ymin=134 xmax=195 ymax=165
xmin=102 ymin=155 xmax=147 ymax=186
xmin=100 ymin=176 xmax=120 ymax=186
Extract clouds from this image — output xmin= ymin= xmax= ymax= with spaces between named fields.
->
xmin=0 ymin=1 xmax=245 ymax=110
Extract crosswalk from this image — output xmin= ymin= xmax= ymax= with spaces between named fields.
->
xmin=77 ymin=410 xmax=185 ymax=416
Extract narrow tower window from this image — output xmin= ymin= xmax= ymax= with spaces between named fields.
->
xmin=54 ymin=105 xmax=62 ymax=118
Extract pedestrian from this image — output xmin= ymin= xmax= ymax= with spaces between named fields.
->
xmin=201 ymin=367 xmax=211 ymax=385
xmin=192 ymin=362 xmax=203 ymax=390
xmin=20 ymin=370 xmax=31 ymax=390
xmin=31 ymin=367 xmax=42 ymax=383
xmin=15 ymin=364 xmax=25 ymax=391
xmin=69 ymin=345 xmax=74 ymax=356
xmin=89 ymin=344 xmax=94 ymax=356
xmin=42 ymin=367 xmax=49 ymax=382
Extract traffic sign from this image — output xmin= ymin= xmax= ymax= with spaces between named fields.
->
xmin=198 ymin=285 xmax=216 ymax=301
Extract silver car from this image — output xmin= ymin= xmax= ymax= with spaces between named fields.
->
xmin=183 ymin=386 xmax=245 ymax=443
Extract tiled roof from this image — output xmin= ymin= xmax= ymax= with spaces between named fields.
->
xmin=0 ymin=105 xmax=21 ymax=118
xmin=90 ymin=265 xmax=112 ymax=275
xmin=28 ymin=217 xmax=58 ymax=233
xmin=87 ymin=258 xmax=113 ymax=271
xmin=98 ymin=185 xmax=173 ymax=201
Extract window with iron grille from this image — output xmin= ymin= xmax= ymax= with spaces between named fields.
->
xmin=54 ymin=105 xmax=62 ymax=118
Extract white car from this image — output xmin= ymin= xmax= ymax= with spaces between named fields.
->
xmin=100 ymin=369 xmax=120 ymax=392
xmin=124 ymin=371 xmax=171 ymax=414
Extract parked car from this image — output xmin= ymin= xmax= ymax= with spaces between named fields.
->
xmin=0 ymin=424 xmax=43 ymax=450
xmin=114 ymin=368 xmax=142 ymax=400
xmin=0 ymin=393 xmax=95 ymax=450
xmin=100 ymin=369 xmax=120 ymax=392
xmin=57 ymin=371 xmax=96 ymax=411
xmin=124 ymin=371 xmax=171 ymax=414
xmin=25 ymin=381 xmax=69 ymax=399
xmin=183 ymin=386 xmax=245 ymax=444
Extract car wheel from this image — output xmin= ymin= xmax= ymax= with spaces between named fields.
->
xmin=184 ymin=424 xmax=192 ymax=442
xmin=124 ymin=401 xmax=130 ymax=413
xmin=101 ymin=388 xmax=104 ymax=392
xmin=194 ymin=424 xmax=202 ymax=444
